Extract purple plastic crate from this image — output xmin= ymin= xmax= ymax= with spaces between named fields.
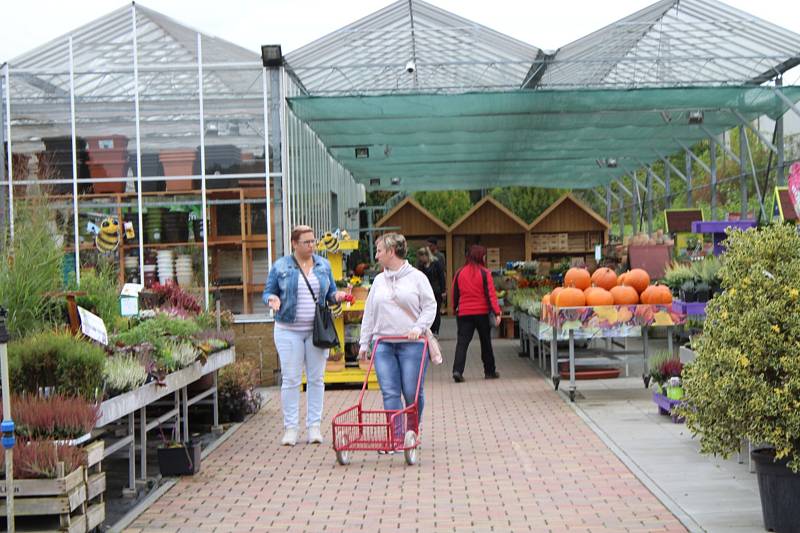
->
xmin=672 ymin=299 xmax=707 ymax=317
xmin=652 ymin=391 xmax=685 ymax=423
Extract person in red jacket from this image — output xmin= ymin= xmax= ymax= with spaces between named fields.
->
xmin=451 ymin=244 xmax=502 ymax=382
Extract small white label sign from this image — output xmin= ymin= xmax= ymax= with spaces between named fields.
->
xmin=77 ymin=306 xmax=108 ymax=345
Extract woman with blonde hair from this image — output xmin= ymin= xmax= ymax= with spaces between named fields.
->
xmin=359 ymin=233 xmax=438 ymax=441
xmin=264 ymin=225 xmax=347 ymax=446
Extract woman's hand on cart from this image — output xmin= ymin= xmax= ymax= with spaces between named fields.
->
xmin=406 ymin=328 xmax=421 ymax=340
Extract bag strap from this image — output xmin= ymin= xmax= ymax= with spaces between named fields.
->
xmin=292 ymin=256 xmax=318 ymax=303
xmin=480 ymin=269 xmax=494 ymax=314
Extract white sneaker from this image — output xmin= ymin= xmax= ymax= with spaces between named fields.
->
xmin=281 ymin=427 xmax=298 ymax=446
xmin=307 ymin=425 xmax=323 ymax=444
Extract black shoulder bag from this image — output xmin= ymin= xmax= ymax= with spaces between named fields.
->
xmin=293 ymin=257 xmax=340 ymax=349
xmin=480 ymin=269 xmax=498 ymax=329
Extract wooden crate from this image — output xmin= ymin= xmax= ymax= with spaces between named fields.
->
xmin=0 ymin=441 xmax=105 ymax=533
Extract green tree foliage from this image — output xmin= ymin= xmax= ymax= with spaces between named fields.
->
xmin=489 ymin=187 xmax=567 ymax=224
xmin=412 ymin=191 xmax=472 ymax=226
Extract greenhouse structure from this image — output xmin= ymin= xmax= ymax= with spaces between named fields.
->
xmin=2 ymin=0 xmax=800 ymax=317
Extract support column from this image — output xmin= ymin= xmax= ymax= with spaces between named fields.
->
xmin=710 ymin=138 xmax=717 ymax=220
xmin=0 ymin=70 xmax=6 ymax=246
xmin=685 ymin=150 xmax=693 ymax=207
xmin=605 ymin=184 xmax=612 ymax=224
xmin=664 ymin=164 xmax=672 ymax=209
xmin=632 ymin=174 xmax=640 ymax=234
xmin=739 ymin=125 xmax=748 ymax=218
xmin=618 ymin=187 xmax=624 ymax=239
xmin=646 ymin=169 xmax=653 ymax=235
xmin=777 ymin=77 xmax=785 ymax=185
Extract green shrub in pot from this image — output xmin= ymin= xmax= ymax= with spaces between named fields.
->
xmin=679 ymin=223 xmax=800 ymax=471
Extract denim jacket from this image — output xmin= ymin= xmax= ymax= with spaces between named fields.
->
xmin=263 ymin=254 xmax=336 ymax=323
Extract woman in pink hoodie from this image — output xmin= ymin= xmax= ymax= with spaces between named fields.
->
xmin=359 ymin=233 xmax=437 ymax=440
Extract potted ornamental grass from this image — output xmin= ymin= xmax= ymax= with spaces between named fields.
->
xmin=678 ymin=223 xmax=800 ymax=532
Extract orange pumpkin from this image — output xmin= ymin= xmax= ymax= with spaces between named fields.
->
xmin=556 ymin=287 xmax=586 ymax=307
xmin=591 ymin=267 xmax=617 ymax=290
xmin=585 ymin=287 xmax=614 ymax=306
xmin=617 ymin=272 xmax=628 ymax=286
xmin=610 ymin=285 xmax=639 ymax=305
xmin=645 ymin=285 xmax=672 ymax=305
xmin=564 ymin=267 xmax=591 ymax=290
xmin=550 ymin=287 xmax=564 ymax=305
xmin=625 ymin=268 xmax=651 ymax=294
xmin=542 ymin=293 xmax=551 ymax=306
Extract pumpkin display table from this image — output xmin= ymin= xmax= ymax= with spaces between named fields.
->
xmin=537 ymin=303 xmax=685 ymax=401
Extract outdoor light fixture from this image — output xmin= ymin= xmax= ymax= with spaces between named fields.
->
xmin=596 ymin=158 xmax=618 ymax=168
xmin=261 ymin=45 xmax=283 ymax=67
xmin=390 ymin=177 xmax=401 ymax=185
xmin=369 ymin=178 xmax=381 ymax=186
xmin=355 ymin=147 xmax=370 ymax=159
xmin=688 ymin=110 xmax=704 ymax=124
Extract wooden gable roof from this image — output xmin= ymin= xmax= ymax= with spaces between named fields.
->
xmin=375 ymin=197 xmax=449 ymax=235
xmin=450 ymin=196 xmax=528 ymax=235
xmin=528 ymin=193 xmax=610 ymax=233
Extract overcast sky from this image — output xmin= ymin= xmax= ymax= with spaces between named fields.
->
xmin=1 ymin=0 xmax=799 ymax=80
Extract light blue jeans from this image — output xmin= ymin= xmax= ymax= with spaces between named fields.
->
xmin=273 ymin=327 xmax=327 ymax=429
xmin=373 ymin=341 xmax=428 ymax=438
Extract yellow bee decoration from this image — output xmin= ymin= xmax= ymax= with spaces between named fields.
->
xmin=95 ymin=216 xmax=121 ymax=253
xmin=320 ymin=232 xmax=340 ymax=253
xmin=329 ymin=302 xmax=343 ymax=318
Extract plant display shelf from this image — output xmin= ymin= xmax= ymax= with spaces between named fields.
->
xmin=690 ymin=220 xmax=756 ymax=256
xmin=534 ymin=304 xmax=683 ymax=402
xmin=652 ymin=390 xmax=685 ymax=423
xmin=95 ymin=347 xmax=235 ymax=494
xmin=672 ymin=299 xmax=707 ymax=317
xmin=51 ymin=186 xmax=271 ymax=315
xmin=311 ymin=239 xmax=377 ymax=388
xmin=0 ymin=441 xmax=105 ymax=533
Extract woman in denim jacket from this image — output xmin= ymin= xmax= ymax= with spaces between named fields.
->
xmin=264 ymin=225 xmax=347 ymax=446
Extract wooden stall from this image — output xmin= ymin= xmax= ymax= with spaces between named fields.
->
xmin=448 ymin=197 xmax=530 ymax=311
xmin=528 ymin=193 xmax=609 ymax=269
xmin=375 ymin=196 xmax=451 ymax=301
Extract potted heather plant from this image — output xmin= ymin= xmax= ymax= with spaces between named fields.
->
xmin=157 ymin=425 xmax=201 ymax=476
xmin=679 ymin=224 xmax=800 ymax=532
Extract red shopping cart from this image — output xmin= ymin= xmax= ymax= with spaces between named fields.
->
xmin=332 ymin=336 xmax=428 ymax=466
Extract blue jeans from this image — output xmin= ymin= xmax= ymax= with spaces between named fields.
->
xmin=373 ymin=341 xmax=428 ymax=437
xmin=273 ymin=327 xmax=327 ymax=429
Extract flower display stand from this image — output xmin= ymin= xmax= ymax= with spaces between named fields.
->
xmin=0 ymin=440 xmax=105 ymax=533
xmin=652 ymin=390 xmax=685 ymax=423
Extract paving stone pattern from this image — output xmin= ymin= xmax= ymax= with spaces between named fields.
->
xmin=126 ymin=338 xmax=687 ymax=533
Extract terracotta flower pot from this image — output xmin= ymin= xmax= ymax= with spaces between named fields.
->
xmin=351 ymin=286 xmax=369 ymax=301
xmin=87 ymin=135 xmax=129 ymax=193
xmin=160 ymin=150 xmax=196 ymax=191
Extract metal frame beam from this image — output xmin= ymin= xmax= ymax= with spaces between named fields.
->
xmin=732 ymin=109 xmax=778 ymax=154
xmin=656 ymin=151 xmax=689 ymax=183
xmin=700 ymin=126 xmax=739 ymax=161
xmin=773 ymin=87 xmax=800 ymax=120
xmin=676 ymin=139 xmax=712 ymax=175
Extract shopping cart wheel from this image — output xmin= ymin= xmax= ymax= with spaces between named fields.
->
xmin=336 ymin=450 xmax=350 ymax=466
xmin=403 ymin=430 xmax=418 ymax=466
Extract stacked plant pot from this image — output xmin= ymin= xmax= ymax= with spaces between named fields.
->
xmin=191 ymin=216 xmax=206 ymax=242
xmin=196 ymin=144 xmax=241 ymax=189
xmin=41 ymin=136 xmax=91 ymax=194
xmin=144 ymin=208 xmax=165 ymax=244
xmin=160 ymin=149 xmax=197 ymax=191
xmin=175 ymin=254 xmax=194 ymax=287
xmin=130 ymin=151 xmax=165 ymax=192
xmin=124 ymin=254 xmax=139 ymax=283
xmin=162 ymin=211 xmax=189 ymax=243
xmin=157 ymin=249 xmax=175 ymax=285
xmin=143 ymin=253 xmax=157 ymax=288
xmin=86 ymin=135 xmax=129 ymax=193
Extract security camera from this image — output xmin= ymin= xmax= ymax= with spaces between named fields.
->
xmin=405 ymin=60 xmax=416 ymax=74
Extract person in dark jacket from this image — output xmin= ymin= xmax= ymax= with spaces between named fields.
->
xmin=451 ymin=244 xmax=502 ymax=382
xmin=415 ymin=246 xmax=444 ymax=334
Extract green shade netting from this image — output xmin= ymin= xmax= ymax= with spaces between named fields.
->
xmin=287 ymin=86 xmax=800 ymax=191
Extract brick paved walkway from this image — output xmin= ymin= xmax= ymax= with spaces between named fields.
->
xmin=126 ymin=338 xmax=687 ymax=532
